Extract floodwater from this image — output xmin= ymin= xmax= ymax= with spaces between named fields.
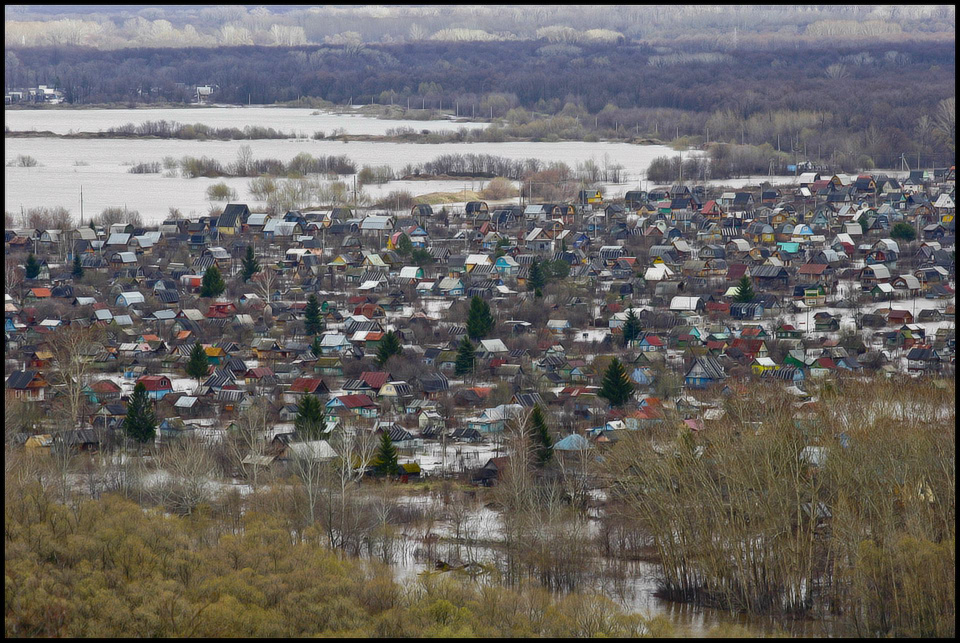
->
xmin=6 ymin=106 xmax=687 ymax=222
xmin=4 ymin=105 xmax=486 ymax=136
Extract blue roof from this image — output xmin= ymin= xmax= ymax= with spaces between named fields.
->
xmin=554 ymin=434 xmax=591 ymax=452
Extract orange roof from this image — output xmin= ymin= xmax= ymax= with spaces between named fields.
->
xmin=30 ymin=288 xmax=52 ymax=298
xmin=176 ymin=330 xmax=192 ymax=340
xmin=141 ymin=334 xmax=160 ymax=342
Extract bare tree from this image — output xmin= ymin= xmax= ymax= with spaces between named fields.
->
xmin=228 ymin=399 xmax=272 ymax=490
xmin=46 ymin=323 xmax=104 ymax=426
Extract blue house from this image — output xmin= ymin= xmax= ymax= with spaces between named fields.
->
xmin=684 ymin=357 xmax=726 ymax=389
xmin=631 ymin=367 xmax=654 ymax=386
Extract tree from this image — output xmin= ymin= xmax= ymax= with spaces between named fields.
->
xmin=528 ymin=404 xmax=553 ymax=467
xmin=304 ymin=294 xmax=323 ymax=335
xmin=598 ymin=357 xmax=634 ymax=408
xmin=310 ymin=335 xmax=323 ymax=357
xmin=622 ymin=308 xmax=642 ymax=346
xmin=376 ymin=330 xmax=403 ymax=366
xmin=455 ymin=336 xmax=476 ymax=376
xmin=466 ymin=295 xmax=495 ymax=339
xmin=241 ymin=245 xmax=261 ymax=282
xmin=411 ymin=248 xmax=434 ymax=266
xmin=25 ymin=253 xmax=40 ymax=279
xmin=200 ymin=264 xmax=225 ymax=298
xmin=734 ymin=276 xmax=756 ymax=303
xmin=373 ymin=429 xmax=399 ymax=477
xmin=397 ymin=233 xmax=413 ymax=256
xmin=890 ymin=222 xmax=917 ymax=242
xmin=294 ymin=394 xmax=326 ymax=440
xmin=71 ymin=255 xmax=83 ymax=280
xmin=185 ymin=341 xmax=208 ymax=384
xmin=47 ymin=324 xmax=103 ymax=425
xmin=124 ymin=382 xmax=156 ymax=445
xmin=529 ymin=258 xmax=546 ymax=293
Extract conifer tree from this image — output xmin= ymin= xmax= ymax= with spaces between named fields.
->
xmin=734 ymin=276 xmax=756 ymax=303
xmin=454 ymin=336 xmax=476 ymax=376
xmin=528 ymin=258 xmax=546 ymax=294
xmin=376 ymin=330 xmax=403 ymax=366
xmin=124 ymin=381 xmax=157 ymax=444
xmin=304 ymin=294 xmax=323 ymax=335
xmin=185 ymin=342 xmax=208 ymax=383
xmin=397 ymin=234 xmax=413 ymax=256
xmin=599 ymin=357 xmax=634 ymax=408
xmin=200 ymin=264 xmax=225 ymax=298
xmin=466 ymin=295 xmax=494 ymax=339
xmin=374 ymin=430 xmax=399 ymax=476
xmin=25 ymin=253 xmax=40 ymax=279
xmin=310 ymin=335 xmax=323 ymax=357
xmin=72 ymin=255 xmax=83 ymax=280
xmin=528 ymin=404 xmax=553 ymax=467
xmin=622 ymin=308 xmax=642 ymax=346
xmin=294 ymin=394 xmax=326 ymax=439
xmin=241 ymin=245 xmax=261 ymax=282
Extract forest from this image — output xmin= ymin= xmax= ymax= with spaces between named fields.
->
xmin=5 ymin=37 xmax=955 ymax=170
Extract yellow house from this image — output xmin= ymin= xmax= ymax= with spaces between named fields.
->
xmin=751 ymin=357 xmax=777 ymax=375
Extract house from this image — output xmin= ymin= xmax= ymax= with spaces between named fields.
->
xmin=684 ymin=357 xmax=726 ymax=389
xmin=136 ymin=375 xmax=174 ymax=400
xmin=6 ymin=370 xmax=50 ymax=401
xmin=906 ymin=347 xmax=941 ymax=373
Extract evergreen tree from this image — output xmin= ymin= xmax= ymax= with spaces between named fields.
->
xmin=599 ymin=358 xmax=634 ymax=408
xmin=25 ymin=253 xmax=40 ymax=279
xmin=622 ymin=308 xmax=642 ymax=346
xmin=890 ymin=222 xmax=917 ymax=242
xmin=374 ymin=429 xmax=399 ymax=476
xmin=733 ymin=276 xmax=756 ymax=303
xmin=454 ymin=336 xmax=476 ymax=376
xmin=304 ymin=294 xmax=323 ymax=335
xmin=528 ymin=258 xmax=546 ymax=293
xmin=528 ymin=404 xmax=553 ymax=467
xmin=200 ymin=265 xmax=226 ymax=298
xmin=72 ymin=255 xmax=83 ymax=280
xmin=124 ymin=382 xmax=157 ymax=444
xmin=397 ymin=233 xmax=413 ymax=256
xmin=294 ymin=394 xmax=326 ymax=439
xmin=310 ymin=335 xmax=323 ymax=357
xmin=185 ymin=342 xmax=208 ymax=383
xmin=466 ymin=295 xmax=494 ymax=340
xmin=376 ymin=330 xmax=403 ymax=366
xmin=241 ymin=245 xmax=261 ymax=282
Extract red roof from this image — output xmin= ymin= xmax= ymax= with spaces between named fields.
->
xmin=337 ymin=394 xmax=375 ymax=408
xmin=798 ymin=263 xmax=827 ymax=275
xmin=136 ymin=375 xmax=171 ymax=391
xmin=731 ymin=338 xmax=763 ymax=356
xmin=359 ymin=371 xmax=389 ymax=390
xmin=706 ymin=301 xmax=730 ymax=313
xmin=91 ymin=380 xmax=122 ymax=393
xmin=290 ymin=377 xmax=326 ymax=393
xmin=726 ymin=264 xmax=748 ymax=280
xmin=643 ymin=335 xmax=665 ymax=346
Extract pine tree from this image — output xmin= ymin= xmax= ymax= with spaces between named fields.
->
xmin=466 ymin=295 xmax=494 ymax=340
xmin=304 ymin=294 xmax=323 ymax=335
xmin=528 ymin=404 xmax=553 ymax=467
xmin=528 ymin=258 xmax=546 ymax=293
xmin=622 ymin=308 xmax=642 ymax=346
xmin=734 ymin=276 xmax=756 ymax=303
xmin=124 ymin=382 xmax=157 ymax=444
xmin=25 ymin=253 xmax=40 ymax=279
xmin=310 ymin=335 xmax=323 ymax=357
xmin=200 ymin=265 xmax=225 ymax=298
xmin=376 ymin=330 xmax=403 ymax=366
xmin=294 ymin=394 xmax=326 ymax=439
xmin=454 ymin=336 xmax=476 ymax=376
xmin=241 ymin=245 xmax=261 ymax=282
xmin=599 ymin=358 xmax=634 ymax=408
xmin=72 ymin=255 xmax=83 ymax=280
xmin=397 ymin=234 xmax=413 ymax=256
xmin=185 ymin=342 xmax=208 ymax=383
xmin=374 ymin=430 xmax=399 ymax=476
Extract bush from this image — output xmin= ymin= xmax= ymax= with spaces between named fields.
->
xmin=206 ymin=182 xmax=238 ymax=201
xmin=479 ymin=176 xmax=518 ymax=200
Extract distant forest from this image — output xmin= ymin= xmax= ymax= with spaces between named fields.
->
xmin=6 ymin=39 xmax=955 ymax=169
